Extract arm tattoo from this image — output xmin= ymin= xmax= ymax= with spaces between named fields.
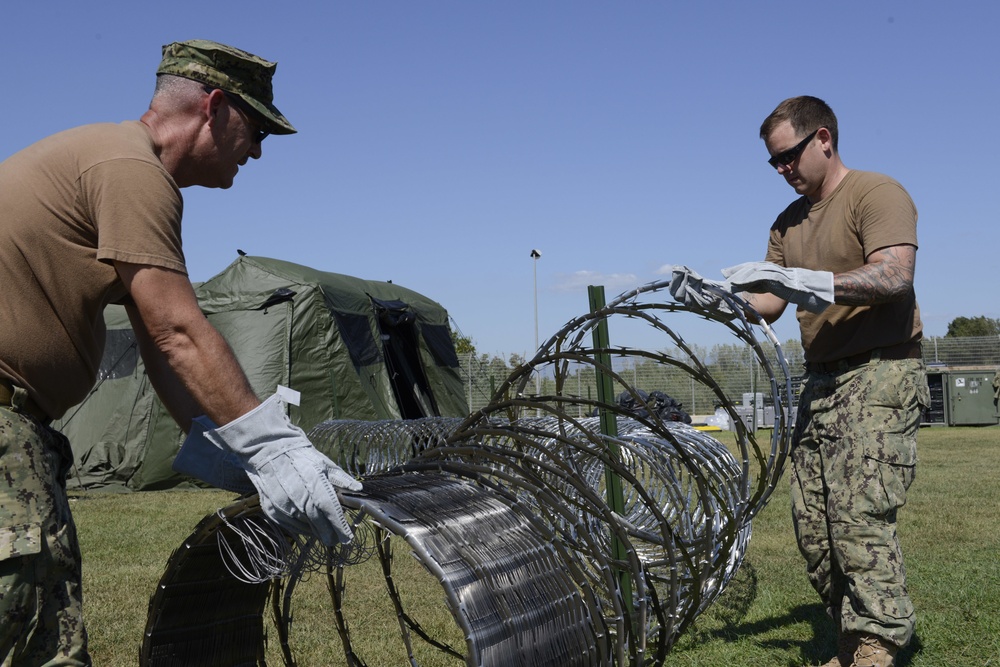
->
xmin=835 ymin=245 xmax=915 ymax=306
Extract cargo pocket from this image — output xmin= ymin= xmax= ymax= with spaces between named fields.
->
xmin=860 ymin=428 xmax=917 ymax=519
xmin=0 ymin=523 xmax=42 ymax=561
xmin=872 ymin=586 xmax=915 ymax=626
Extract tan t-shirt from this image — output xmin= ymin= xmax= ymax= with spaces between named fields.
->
xmin=0 ymin=121 xmax=186 ymax=418
xmin=764 ymin=169 xmax=922 ymax=363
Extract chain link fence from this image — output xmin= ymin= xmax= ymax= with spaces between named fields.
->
xmin=458 ymin=335 xmax=1000 ymax=418
xmin=922 ymin=334 xmax=1000 ymax=368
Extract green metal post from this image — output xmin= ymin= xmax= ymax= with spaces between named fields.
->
xmin=587 ymin=285 xmax=634 ymax=611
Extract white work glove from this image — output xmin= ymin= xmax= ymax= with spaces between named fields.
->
xmin=174 ymin=417 xmax=256 ymax=495
xmin=667 ymin=265 xmax=734 ymax=316
xmin=722 ymin=261 xmax=834 ymax=314
xmin=200 ymin=394 xmax=362 ymax=546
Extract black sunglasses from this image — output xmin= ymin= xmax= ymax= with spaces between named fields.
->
xmin=767 ymin=127 xmax=823 ymax=169
xmin=205 ymin=86 xmax=271 ymax=145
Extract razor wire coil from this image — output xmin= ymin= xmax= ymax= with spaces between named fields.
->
xmin=144 ymin=278 xmax=793 ymax=667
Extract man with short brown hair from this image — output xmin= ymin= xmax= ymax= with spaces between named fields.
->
xmin=0 ymin=40 xmax=359 ymax=665
xmin=724 ymin=96 xmax=928 ymax=667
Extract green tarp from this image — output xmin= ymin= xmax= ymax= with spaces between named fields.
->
xmin=56 ymin=255 xmax=469 ymax=491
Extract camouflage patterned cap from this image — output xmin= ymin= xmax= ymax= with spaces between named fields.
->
xmin=157 ymin=39 xmax=296 ymax=135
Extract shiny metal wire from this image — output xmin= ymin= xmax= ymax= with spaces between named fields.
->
xmin=144 ymin=280 xmax=792 ymax=666
xmin=299 ymin=280 xmax=794 ymax=665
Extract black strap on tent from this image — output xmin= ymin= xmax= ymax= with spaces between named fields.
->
xmin=255 ymin=288 xmax=296 ymax=312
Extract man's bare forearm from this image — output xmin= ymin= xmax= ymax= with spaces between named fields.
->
xmin=126 ymin=302 xmax=259 ymax=430
xmin=742 ymin=290 xmax=787 ymax=323
xmin=117 ymin=262 xmax=260 ymax=430
xmin=834 ymin=245 xmax=915 ymax=306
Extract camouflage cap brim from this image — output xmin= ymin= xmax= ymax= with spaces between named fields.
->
xmin=157 ymin=39 xmax=296 ymax=135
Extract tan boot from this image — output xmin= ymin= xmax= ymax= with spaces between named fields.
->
xmin=816 ymin=632 xmax=858 ymax=667
xmin=848 ymin=633 xmax=898 ymax=667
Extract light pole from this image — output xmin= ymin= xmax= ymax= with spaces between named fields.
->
xmin=531 ymin=249 xmax=542 ymax=399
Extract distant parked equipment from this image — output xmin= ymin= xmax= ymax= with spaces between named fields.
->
xmin=923 ymin=368 xmax=999 ymax=426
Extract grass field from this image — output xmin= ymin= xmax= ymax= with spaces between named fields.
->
xmin=72 ymin=425 xmax=1000 ymax=666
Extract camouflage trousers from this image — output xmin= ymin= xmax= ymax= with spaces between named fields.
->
xmin=0 ymin=406 xmax=90 ymax=666
xmin=791 ymin=358 xmax=928 ymax=648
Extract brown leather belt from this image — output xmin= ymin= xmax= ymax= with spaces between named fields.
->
xmin=806 ymin=340 xmax=922 ymax=375
xmin=0 ymin=378 xmax=51 ymax=424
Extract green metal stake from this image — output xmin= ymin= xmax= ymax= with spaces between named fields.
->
xmin=587 ymin=285 xmax=634 ymax=614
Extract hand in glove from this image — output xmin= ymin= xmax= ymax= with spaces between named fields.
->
xmin=200 ymin=394 xmax=362 ymax=545
xmin=667 ymin=265 xmax=734 ymax=316
xmin=173 ymin=416 xmax=256 ymax=495
xmin=722 ymin=261 xmax=834 ymax=314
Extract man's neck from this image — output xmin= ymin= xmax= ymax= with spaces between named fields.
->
xmin=809 ymin=163 xmax=850 ymax=203
xmin=139 ymin=110 xmax=193 ymax=187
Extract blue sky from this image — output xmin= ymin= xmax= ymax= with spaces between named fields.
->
xmin=3 ymin=2 xmax=996 ymax=358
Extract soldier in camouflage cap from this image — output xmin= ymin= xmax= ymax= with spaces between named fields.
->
xmin=157 ymin=39 xmax=296 ymax=136
xmin=1 ymin=39 xmax=360 ymax=665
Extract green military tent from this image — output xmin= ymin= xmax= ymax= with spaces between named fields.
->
xmin=55 ymin=255 xmax=469 ymax=491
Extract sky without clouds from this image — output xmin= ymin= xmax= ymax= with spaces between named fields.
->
xmin=2 ymin=2 xmax=995 ymax=358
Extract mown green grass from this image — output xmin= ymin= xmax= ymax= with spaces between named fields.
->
xmin=72 ymin=426 xmax=1000 ymax=666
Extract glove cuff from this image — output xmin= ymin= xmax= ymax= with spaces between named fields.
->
xmin=202 ymin=394 xmax=309 ymax=465
xmin=173 ymin=416 xmax=257 ymax=494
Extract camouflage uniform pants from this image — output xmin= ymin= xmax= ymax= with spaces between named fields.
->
xmin=791 ymin=358 xmax=928 ymax=648
xmin=0 ymin=405 xmax=90 ymax=666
